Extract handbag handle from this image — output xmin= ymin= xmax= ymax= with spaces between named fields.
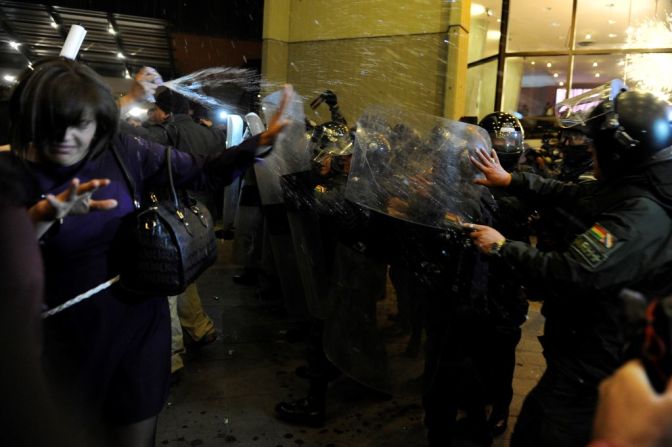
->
xmin=111 ymin=142 xmax=180 ymax=211
xmin=165 ymin=146 xmax=180 ymax=210
xmin=111 ymin=143 xmax=141 ymax=210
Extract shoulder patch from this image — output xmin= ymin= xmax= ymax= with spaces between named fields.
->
xmin=570 ymin=223 xmax=622 ymax=269
xmin=587 ymin=223 xmax=617 ymax=248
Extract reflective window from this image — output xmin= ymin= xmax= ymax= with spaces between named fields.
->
xmin=468 ymin=0 xmax=502 ymax=63
xmin=465 ymin=61 xmax=498 ymax=120
xmin=507 ymin=0 xmax=573 ymax=52
xmin=575 ymin=0 xmax=672 ymax=50
xmin=502 ymin=56 xmax=569 ymax=117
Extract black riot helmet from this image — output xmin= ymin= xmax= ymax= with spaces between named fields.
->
xmin=478 ymin=112 xmax=524 ymax=172
xmin=588 ymin=90 xmax=672 ymax=177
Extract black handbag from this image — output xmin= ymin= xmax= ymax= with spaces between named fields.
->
xmin=112 ymin=144 xmax=218 ymax=296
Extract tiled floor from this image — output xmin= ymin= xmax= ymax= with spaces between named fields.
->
xmin=157 ymin=241 xmax=546 ymax=447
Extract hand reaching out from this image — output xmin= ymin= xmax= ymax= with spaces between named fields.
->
xmin=259 ymin=85 xmax=293 ymax=147
xmin=469 ymin=147 xmax=512 ymax=187
xmin=29 ymin=178 xmax=118 ymax=238
xmin=464 ymin=223 xmax=506 ymax=254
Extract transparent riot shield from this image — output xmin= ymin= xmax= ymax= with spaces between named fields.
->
xmin=254 ymin=90 xmax=312 ymax=320
xmin=345 ymin=105 xmax=492 ymax=229
xmin=255 ymin=89 xmax=311 ymax=205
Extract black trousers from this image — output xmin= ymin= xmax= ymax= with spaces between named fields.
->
xmin=511 ymin=366 xmax=597 ymax=447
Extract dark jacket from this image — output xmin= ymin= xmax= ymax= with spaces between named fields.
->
xmin=499 ymin=159 xmax=672 ymax=383
xmin=120 ymin=114 xmax=226 ymax=157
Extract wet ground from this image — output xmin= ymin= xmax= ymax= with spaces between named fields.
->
xmin=157 ymin=241 xmax=545 ymax=447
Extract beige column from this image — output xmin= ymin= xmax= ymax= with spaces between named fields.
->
xmin=262 ymin=0 xmax=472 ymax=121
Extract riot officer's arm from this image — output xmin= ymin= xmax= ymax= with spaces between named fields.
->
xmin=507 ymin=171 xmax=592 ymax=206
xmin=498 ymin=198 xmax=666 ymax=293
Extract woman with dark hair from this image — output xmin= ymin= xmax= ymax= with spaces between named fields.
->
xmin=3 ymin=57 xmax=288 ymax=447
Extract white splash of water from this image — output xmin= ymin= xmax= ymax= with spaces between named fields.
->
xmin=161 ymin=66 xmax=280 ymax=113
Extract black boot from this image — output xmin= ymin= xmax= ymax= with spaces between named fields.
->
xmin=274 ymin=396 xmax=325 ymax=427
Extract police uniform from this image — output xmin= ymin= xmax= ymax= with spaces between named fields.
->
xmin=499 ymin=164 xmax=672 ymax=447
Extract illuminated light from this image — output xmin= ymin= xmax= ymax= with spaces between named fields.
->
xmin=124 ymin=70 xmax=131 ymax=79
xmin=595 ymin=73 xmax=601 ymax=78
xmin=218 ymin=110 xmax=229 ymax=120
xmin=608 ymin=19 xmax=617 ymax=25
xmin=618 ymin=59 xmax=626 ymax=66
xmin=559 ymin=81 xmax=565 ymax=86
xmin=497 ymin=18 xmax=501 ymax=23
xmin=116 ymin=52 xmax=125 ymax=59
xmin=470 ymin=3 xmax=486 ymax=16
xmin=626 ymin=26 xmax=634 ymax=34
xmin=9 ymin=41 xmax=19 ymax=50
xmin=551 ymin=22 xmax=560 ymax=27
xmin=108 ymin=26 xmax=117 ymax=35
xmin=553 ymin=73 xmax=559 ymax=78
xmin=546 ymin=62 xmax=552 ymax=68
xmin=585 ymin=33 xmax=592 ymax=40
xmin=50 ymin=21 xmax=58 ymax=29
xmin=531 ymin=61 xmax=536 ymax=65
xmin=487 ymin=30 xmax=501 ymax=40
xmin=608 ymin=33 xmax=618 ymax=38
xmin=486 ymin=8 xmax=494 ymax=17
xmin=128 ymin=107 xmax=146 ymax=117
xmin=625 ymin=18 xmax=672 ymax=100
xmin=593 ymin=62 xmax=599 ymax=67
xmin=3 ymin=74 xmax=16 ymax=82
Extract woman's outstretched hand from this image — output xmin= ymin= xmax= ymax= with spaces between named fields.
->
xmin=29 ymin=178 xmax=118 ymax=238
xmin=259 ymin=85 xmax=293 ymax=147
xmin=469 ymin=147 xmax=512 ymax=188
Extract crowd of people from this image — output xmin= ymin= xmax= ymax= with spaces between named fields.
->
xmin=1 ymin=54 xmax=672 ymax=447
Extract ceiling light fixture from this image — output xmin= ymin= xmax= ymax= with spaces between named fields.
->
xmin=595 ymin=73 xmax=601 ymax=78
xmin=608 ymin=33 xmax=618 ymax=38
xmin=593 ymin=62 xmax=599 ymax=67
xmin=9 ymin=41 xmax=20 ymax=50
xmin=116 ymin=52 xmax=125 ymax=59
xmin=559 ymin=81 xmax=565 ymax=86
xmin=486 ymin=8 xmax=494 ymax=17
xmin=3 ymin=74 xmax=16 ymax=82
xmin=553 ymin=73 xmax=559 ymax=78
xmin=546 ymin=62 xmax=552 ymax=68
xmin=531 ymin=61 xmax=536 ymax=65
xmin=108 ymin=25 xmax=117 ymax=35
xmin=585 ymin=33 xmax=592 ymax=40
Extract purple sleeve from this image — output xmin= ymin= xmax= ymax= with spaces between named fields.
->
xmin=116 ymin=133 xmax=261 ymax=192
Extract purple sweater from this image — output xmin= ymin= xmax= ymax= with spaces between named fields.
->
xmin=16 ymin=132 xmax=260 ymax=308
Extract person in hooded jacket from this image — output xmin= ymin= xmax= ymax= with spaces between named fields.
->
xmin=467 ymin=90 xmax=672 ymax=447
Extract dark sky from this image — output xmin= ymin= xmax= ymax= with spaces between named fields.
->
xmin=21 ymin=0 xmax=264 ymax=39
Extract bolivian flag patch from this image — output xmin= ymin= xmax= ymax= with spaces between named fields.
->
xmin=588 ymin=223 xmax=616 ymax=248
xmin=570 ymin=222 xmax=621 ymax=269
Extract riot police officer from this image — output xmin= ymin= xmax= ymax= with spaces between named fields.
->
xmin=476 ymin=112 xmax=530 ymax=437
xmin=467 ymin=90 xmax=672 ymax=446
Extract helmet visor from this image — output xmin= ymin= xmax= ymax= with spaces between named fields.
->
xmin=491 ymin=131 xmax=523 ymax=154
xmin=555 ymin=79 xmax=626 ymax=128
